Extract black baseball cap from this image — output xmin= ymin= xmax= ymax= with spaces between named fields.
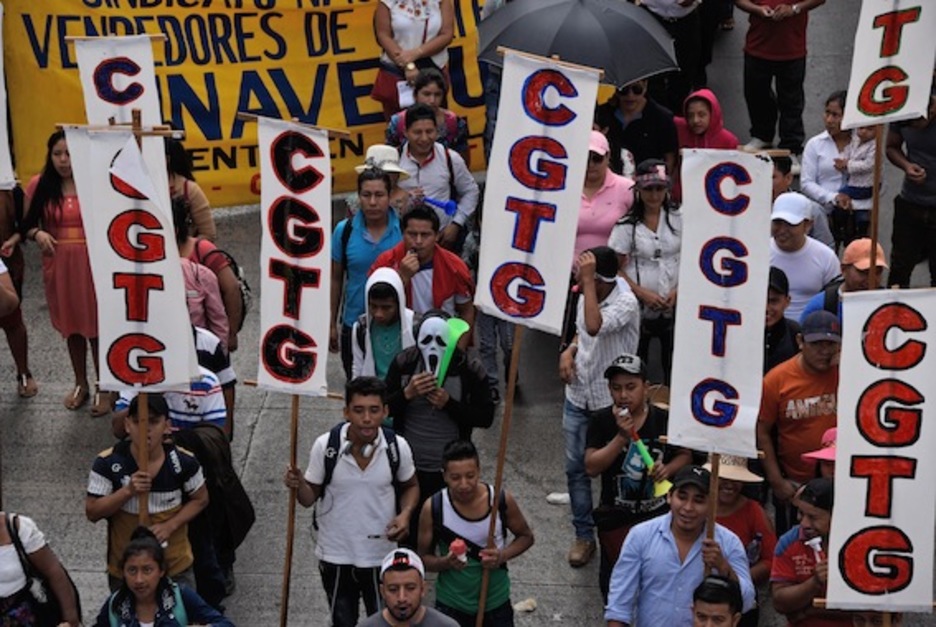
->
xmin=768 ymin=266 xmax=789 ymax=296
xmin=799 ymin=478 xmax=834 ymax=512
xmin=671 ymin=465 xmax=711 ymax=494
xmin=801 ymin=310 xmax=842 ymax=343
xmin=604 ymin=354 xmax=648 ymax=380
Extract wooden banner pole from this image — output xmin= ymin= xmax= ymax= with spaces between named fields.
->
xmin=280 ymin=394 xmax=301 ymax=627
xmin=475 ymin=324 xmax=525 ymax=627
xmin=868 ymin=125 xmax=885 ymax=289
xmin=705 ymin=454 xmax=720 ymax=545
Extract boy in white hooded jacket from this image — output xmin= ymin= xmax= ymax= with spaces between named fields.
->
xmin=352 ymin=267 xmax=417 ymax=379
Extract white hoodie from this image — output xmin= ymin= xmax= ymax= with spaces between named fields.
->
xmin=352 ymin=267 xmax=416 ymax=378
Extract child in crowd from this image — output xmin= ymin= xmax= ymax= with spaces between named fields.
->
xmin=351 ymin=267 xmax=416 ymax=380
xmin=461 ymin=204 xmax=514 ymax=402
xmin=833 ymin=125 xmax=878 ymax=243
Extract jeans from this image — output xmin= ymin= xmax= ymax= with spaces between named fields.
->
xmin=888 ymin=195 xmax=936 ymax=287
xmin=638 ymin=316 xmax=675 ymax=386
xmin=437 ymin=600 xmax=515 ymax=627
xmin=477 ymin=312 xmax=515 ymax=388
xmin=563 ymin=399 xmax=596 ymax=540
xmin=318 ymin=561 xmax=381 ymax=627
xmin=743 ymin=54 xmax=806 ymax=153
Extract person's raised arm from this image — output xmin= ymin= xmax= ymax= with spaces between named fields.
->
xmin=579 ymin=252 xmax=603 ymax=335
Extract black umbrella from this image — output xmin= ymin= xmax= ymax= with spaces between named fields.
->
xmin=478 ymin=0 xmax=678 ymax=87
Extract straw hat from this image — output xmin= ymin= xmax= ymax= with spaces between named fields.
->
xmin=354 ymin=144 xmax=410 ymax=178
xmin=702 ymin=454 xmax=762 ymax=483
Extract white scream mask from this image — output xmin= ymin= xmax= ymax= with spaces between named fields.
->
xmin=418 ymin=316 xmax=449 ymax=376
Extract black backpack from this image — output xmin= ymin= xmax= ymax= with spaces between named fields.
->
xmin=193 ymin=239 xmax=253 ymax=332
xmin=313 ymin=423 xmax=402 ymax=530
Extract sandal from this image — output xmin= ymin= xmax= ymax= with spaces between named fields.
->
xmin=17 ymin=373 xmax=38 ymax=398
xmin=90 ymin=389 xmax=114 ymax=418
xmin=64 ymin=385 xmax=89 ymax=410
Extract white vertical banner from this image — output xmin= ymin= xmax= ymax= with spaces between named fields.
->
xmin=64 ymin=128 xmax=197 ymax=391
xmin=256 ymin=117 xmax=331 ymax=396
xmin=842 ymin=0 xmax=936 ymax=129
xmin=474 ymin=51 xmax=600 ymax=335
xmin=74 ymin=35 xmax=162 ymax=125
xmin=0 ymin=4 xmax=15 ymax=190
xmin=667 ymin=150 xmax=772 ymax=457
xmin=827 ymin=289 xmax=936 ymax=612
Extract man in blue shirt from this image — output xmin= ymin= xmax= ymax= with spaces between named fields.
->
xmin=605 ymin=465 xmax=755 ymax=626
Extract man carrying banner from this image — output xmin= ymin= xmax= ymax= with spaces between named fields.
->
xmin=560 ymin=247 xmax=640 ymax=568
xmin=771 ymin=478 xmax=851 ymax=626
xmin=886 ymin=91 xmax=936 ymax=288
xmin=757 ymin=310 xmax=840 ymax=535
xmin=283 ymin=376 xmax=419 ymax=627
xmin=605 ymin=465 xmax=755 ymax=626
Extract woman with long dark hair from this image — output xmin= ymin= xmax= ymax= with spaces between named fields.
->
xmin=94 ymin=527 xmax=232 ymax=627
xmin=22 ymin=130 xmax=109 ymax=415
xmin=609 ymin=159 xmax=682 ymax=385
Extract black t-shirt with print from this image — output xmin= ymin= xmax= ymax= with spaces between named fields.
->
xmin=586 ymin=405 xmax=675 ymax=520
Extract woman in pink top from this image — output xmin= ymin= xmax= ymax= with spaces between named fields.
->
xmin=575 ymin=131 xmax=634 ymax=277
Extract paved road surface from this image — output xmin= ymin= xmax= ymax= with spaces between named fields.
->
xmin=2 ymin=3 xmax=934 ymax=624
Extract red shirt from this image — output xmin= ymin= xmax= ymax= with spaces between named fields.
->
xmin=717 ymin=498 xmax=777 ymax=570
xmin=771 ymin=527 xmax=852 ymax=626
xmin=744 ymin=0 xmax=810 ymax=61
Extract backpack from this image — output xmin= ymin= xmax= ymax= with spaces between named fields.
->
xmin=821 ymin=277 xmax=845 ymax=315
xmin=108 ymin=581 xmax=187 ymax=627
xmin=313 ymin=423 xmax=403 ymax=530
xmin=430 ymin=487 xmax=509 ymax=567
xmin=193 ymin=238 xmax=252 ymax=332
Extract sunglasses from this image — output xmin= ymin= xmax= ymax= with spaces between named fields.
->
xmin=618 ymin=84 xmax=645 ymax=96
xmin=589 ymin=152 xmax=606 ymax=164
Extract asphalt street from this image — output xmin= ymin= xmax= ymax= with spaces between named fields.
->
xmin=2 ymin=3 xmax=935 ymax=625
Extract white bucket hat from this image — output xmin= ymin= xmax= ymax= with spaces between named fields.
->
xmin=354 ymin=144 xmax=410 ymax=179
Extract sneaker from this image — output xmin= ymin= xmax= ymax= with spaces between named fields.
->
xmin=546 ymin=492 xmax=570 ymax=505
xmin=568 ymin=539 xmax=596 ymax=568
xmin=789 ymin=154 xmax=802 ymax=176
xmin=742 ymin=137 xmax=772 ymax=152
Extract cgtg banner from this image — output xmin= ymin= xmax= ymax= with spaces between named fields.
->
xmin=64 ymin=128 xmax=197 ymax=391
xmin=75 ymin=35 xmax=161 ymax=126
xmin=827 ymin=289 xmax=936 ymax=612
xmin=257 ymin=117 xmax=331 ymax=396
xmin=842 ymin=0 xmax=936 ymax=129
xmin=474 ymin=51 xmax=600 ymax=335
xmin=667 ymin=150 xmax=772 ymax=457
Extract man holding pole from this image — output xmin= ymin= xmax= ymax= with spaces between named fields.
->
xmin=417 ymin=440 xmax=534 ymax=627
xmin=86 ymin=394 xmax=208 ymax=591
xmin=283 ymin=376 xmax=419 ymax=627
xmin=604 ymin=465 xmax=755 ymax=626
xmin=559 ymin=246 xmax=640 ymax=568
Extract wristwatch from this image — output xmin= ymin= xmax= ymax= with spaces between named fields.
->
xmin=405 ymin=62 xmax=417 ymax=71
xmin=792 ymin=3 xmax=801 ymax=14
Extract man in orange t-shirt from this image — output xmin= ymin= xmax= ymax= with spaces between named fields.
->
xmin=757 ymin=310 xmax=840 ymax=535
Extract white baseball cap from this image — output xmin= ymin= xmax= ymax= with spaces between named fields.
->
xmin=771 ymin=192 xmax=813 ymax=225
xmin=380 ymin=548 xmax=425 ymax=579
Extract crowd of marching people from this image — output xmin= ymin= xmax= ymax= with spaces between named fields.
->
xmin=1 ymin=0 xmax=935 ymax=625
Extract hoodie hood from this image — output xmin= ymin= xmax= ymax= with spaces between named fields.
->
xmin=674 ymin=88 xmax=739 ymax=150
xmin=359 ymin=267 xmax=416 ymax=377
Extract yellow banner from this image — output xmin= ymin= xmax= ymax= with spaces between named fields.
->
xmin=4 ymin=0 xmax=488 ymax=206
